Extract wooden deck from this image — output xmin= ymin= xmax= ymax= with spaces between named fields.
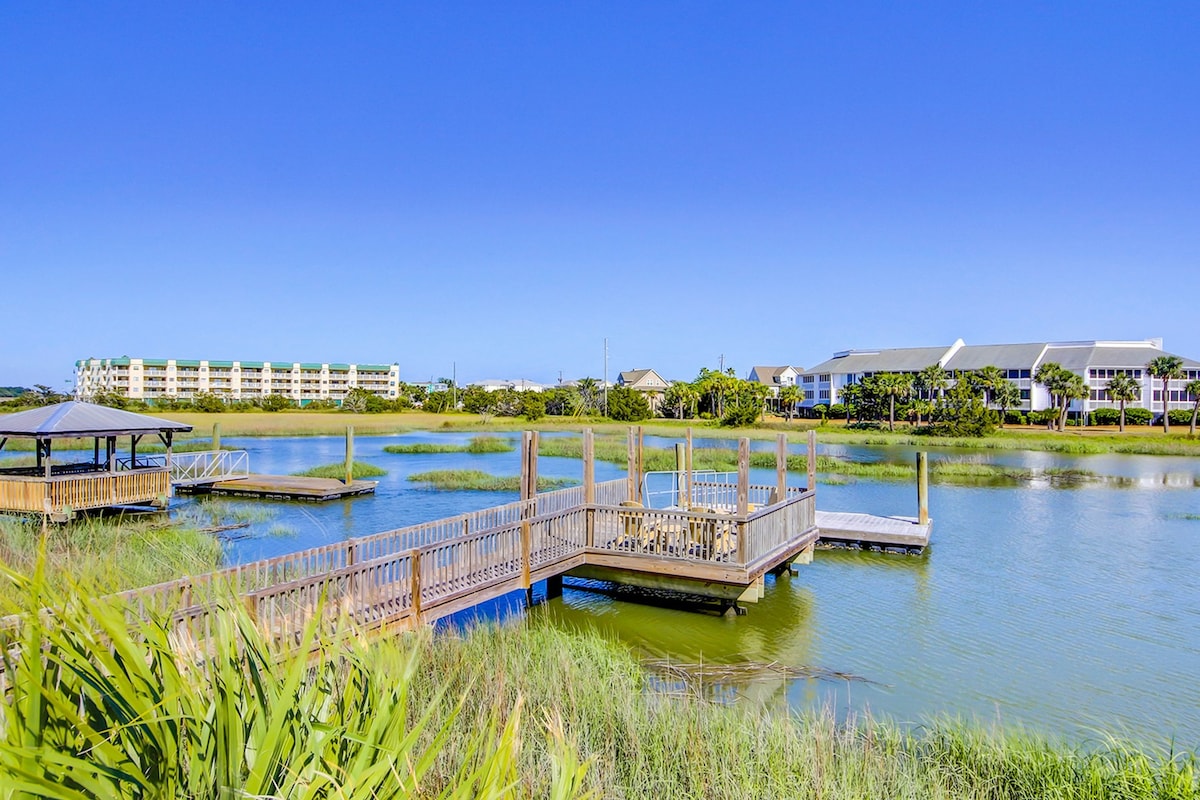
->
xmin=116 ymin=476 xmax=819 ymax=639
xmin=177 ymin=474 xmax=378 ymax=501
xmin=0 ymin=469 xmax=170 ymax=520
xmin=815 ymin=510 xmax=932 ymax=551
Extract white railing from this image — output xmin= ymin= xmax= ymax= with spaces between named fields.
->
xmin=170 ymin=450 xmax=250 ymax=485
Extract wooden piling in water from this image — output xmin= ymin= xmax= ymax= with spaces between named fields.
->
xmin=775 ymin=433 xmax=787 ymax=503
xmin=685 ymin=427 xmax=694 ymax=509
xmin=917 ymin=451 xmax=929 ymax=525
xmin=807 ymin=430 xmax=817 ymax=491
xmin=344 ymin=425 xmax=354 ymax=485
xmin=737 ymin=438 xmax=750 ymax=516
xmin=212 ymin=422 xmax=221 ymax=451
xmin=626 ymin=427 xmax=638 ymax=502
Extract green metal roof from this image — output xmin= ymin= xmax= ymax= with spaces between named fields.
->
xmin=175 ymin=360 xmax=201 ymax=367
xmin=357 ymin=364 xmax=392 ymax=372
xmin=207 ymin=360 xmax=234 ymax=368
xmin=239 ymin=361 xmax=264 ymax=369
xmin=328 ymin=363 xmax=351 ymax=371
xmin=299 ymin=363 xmax=324 ymax=370
xmin=142 ymin=359 xmax=168 ymax=367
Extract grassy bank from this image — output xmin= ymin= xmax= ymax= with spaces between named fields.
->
xmin=2 ymin=584 xmax=1194 ymax=799
xmin=408 ymin=469 xmax=579 ymax=492
xmin=144 ymin=409 xmax=1200 ymax=457
xmin=383 ymin=435 xmax=515 ymax=454
xmin=292 ymin=460 xmax=388 ymax=479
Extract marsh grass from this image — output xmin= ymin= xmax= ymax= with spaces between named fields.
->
xmin=408 ymin=469 xmax=578 ymax=492
xmin=292 ymin=460 xmax=388 ymax=479
xmin=0 ymin=513 xmax=223 ymax=605
xmin=0 ymin=576 xmax=1192 ymax=799
xmin=536 ymin=437 xmax=1100 ymax=486
xmin=384 ymin=435 xmax=515 ymax=455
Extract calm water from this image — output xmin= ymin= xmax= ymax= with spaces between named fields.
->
xmin=183 ymin=432 xmax=1200 ymax=746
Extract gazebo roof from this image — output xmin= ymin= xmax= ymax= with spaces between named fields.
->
xmin=0 ymin=401 xmax=193 ymax=438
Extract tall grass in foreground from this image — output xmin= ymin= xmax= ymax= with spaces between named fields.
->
xmin=0 ymin=575 xmax=1193 ymax=799
xmin=0 ymin=513 xmax=223 ymax=606
xmin=0 ymin=571 xmax=590 ymax=800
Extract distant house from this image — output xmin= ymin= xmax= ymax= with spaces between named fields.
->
xmin=617 ymin=369 xmax=670 ymax=412
xmin=748 ymin=366 xmax=803 ymax=411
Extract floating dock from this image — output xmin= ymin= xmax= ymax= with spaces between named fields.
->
xmin=177 ymin=474 xmax=377 ymax=501
xmin=815 ymin=510 xmax=931 ymax=552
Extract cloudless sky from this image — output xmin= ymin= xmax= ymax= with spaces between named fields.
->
xmin=3 ymin=2 xmax=1198 ymax=390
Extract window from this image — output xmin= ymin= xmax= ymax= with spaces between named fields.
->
xmin=1020 ymin=389 xmax=1030 ymax=400
xmin=819 ymin=390 xmax=830 ymax=400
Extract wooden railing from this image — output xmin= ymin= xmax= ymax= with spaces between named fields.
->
xmin=0 ymin=469 xmax=171 ymax=514
xmin=110 ymin=477 xmax=817 ymax=641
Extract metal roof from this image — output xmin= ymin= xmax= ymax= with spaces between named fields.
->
xmin=803 ymin=346 xmax=954 ymax=376
xmin=944 ymin=343 xmax=1048 ymax=371
xmin=1041 ymin=344 xmax=1200 ymax=372
xmin=0 ymin=402 xmax=193 ymax=438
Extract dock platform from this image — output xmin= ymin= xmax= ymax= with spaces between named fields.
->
xmin=815 ymin=510 xmax=931 ymax=552
xmin=177 ymin=474 xmax=377 ymax=501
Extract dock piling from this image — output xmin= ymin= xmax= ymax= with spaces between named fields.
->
xmin=345 ymin=426 xmax=354 ymax=485
xmin=212 ymin=422 xmax=221 ymax=451
xmin=775 ymin=433 xmax=787 ymax=503
xmin=917 ymin=451 xmax=929 ymax=525
xmin=807 ymin=430 xmax=817 ymax=491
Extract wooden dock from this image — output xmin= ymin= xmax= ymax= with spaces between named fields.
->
xmin=815 ymin=510 xmax=931 ymax=552
xmin=177 ymin=474 xmax=377 ymax=501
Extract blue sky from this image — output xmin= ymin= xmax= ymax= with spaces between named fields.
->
xmin=3 ymin=2 xmax=1198 ymax=390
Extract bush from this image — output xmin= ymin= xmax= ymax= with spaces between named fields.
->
xmin=1123 ymin=407 xmax=1153 ymax=426
xmin=520 ymin=392 xmax=546 ymax=421
xmin=811 ymin=404 xmax=828 ymax=419
xmin=828 ymin=403 xmax=846 ymax=418
xmin=1004 ymin=410 xmax=1027 ymax=425
xmin=606 ymin=386 xmax=651 ymax=422
xmin=1090 ymin=408 xmax=1121 ymax=426
xmin=1028 ymin=409 xmax=1058 ymax=427
xmin=191 ymin=392 xmax=226 ymax=413
xmin=1168 ymin=409 xmax=1194 ymax=426
xmin=261 ymin=394 xmax=294 ymax=412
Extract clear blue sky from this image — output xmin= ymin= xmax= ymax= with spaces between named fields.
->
xmin=3 ymin=2 xmax=1198 ymax=390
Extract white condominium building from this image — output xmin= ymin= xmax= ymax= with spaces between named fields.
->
xmin=798 ymin=338 xmax=1200 ymax=419
xmin=75 ymin=357 xmax=400 ymax=406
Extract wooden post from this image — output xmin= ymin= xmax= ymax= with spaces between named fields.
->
xmin=345 ymin=425 xmax=354 ymax=485
xmin=410 ymin=549 xmax=422 ymax=623
xmin=775 ymin=433 xmax=787 ymax=504
xmin=583 ymin=428 xmax=595 ymax=547
xmin=626 ymin=427 xmax=637 ymax=503
xmin=806 ymin=430 xmax=817 ymax=491
xmin=917 ymin=451 xmax=929 ymax=525
xmin=212 ymin=422 xmax=221 ymax=451
xmin=675 ymin=443 xmax=686 ymax=506
xmin=636 ymin=426 xmax=644 ymax=503
xmin=130 ymin=435 xmax=139 ymax=469
xmin=520 ymin=431 xmax=534 ymax=603
xmin=685 ymin=427 xmax=693 ymax=508
xmin=583 ymin=429 xmax=595 ymax=503
xmin=164 ymin=431 xmax=173 ymax=471
xmin=107 ymin=436 xmax=116 ymax=473
xmin=737 ymin=437 xmax=750 ymax=516
xmin=93 ymin=437 xmax=100 ymax=467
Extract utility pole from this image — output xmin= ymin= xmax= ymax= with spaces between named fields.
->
xmin=719 ymin=353 xmax=725 ymax=373
xmin=603 ymin=338 xmax=609 ymax=416
xmin=452 ymin=361 xmax=457 ymax=408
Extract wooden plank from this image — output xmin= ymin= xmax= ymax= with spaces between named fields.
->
xmin=815 ymin=510 xmax=932 ymax=547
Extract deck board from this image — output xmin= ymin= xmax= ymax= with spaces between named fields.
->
xmin=815 ymin=510 xmax=931 ymax=549
xmin=181 ymin=474 xmax=377 ymax=501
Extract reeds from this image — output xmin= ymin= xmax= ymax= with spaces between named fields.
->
xmin=292 ymin=460 xmax=388 ymax=479
xmin=407 ymin=470 xmax=578 ymax=492
xmin=384 ymin=436 xmax=515 ymax=455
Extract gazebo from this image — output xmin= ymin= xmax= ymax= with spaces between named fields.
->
xmin=0 ymin=402 xmax=193 ymax=520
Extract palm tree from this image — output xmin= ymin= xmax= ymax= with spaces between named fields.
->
xmin=971 ymin=366 xmax=1006 ymax=407
xmin=991 ymin=380 xmax=1022 ymax=428
xmin=910 ymin=398 xmax=935 ymax=426
xmin=1035 ymin=362 xmax=1084 ymax=432
xmin=1186 ymin=379 xmax=1200 ymax=437
xmin=840 ymin=382 xmax=862 ymax=423
xmin=876 ymin=373 xmax=914 ymax=432
xmin=1104 ymin=373 xmax=1140 ymax=433
xmin=778 ymin=385 xmax=804 ymax=421
xmin=1147 ymin=355 xmax=1185 ymax=433
xmin=916 ymin=364 xmax=949 ymax=405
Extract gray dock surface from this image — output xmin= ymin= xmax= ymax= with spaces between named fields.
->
xmin=815 ymin=510 xmax=931 ymax=550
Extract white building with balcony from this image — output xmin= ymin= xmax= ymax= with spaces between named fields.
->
xmin=75 ymin=357 xmax=400 ymax=406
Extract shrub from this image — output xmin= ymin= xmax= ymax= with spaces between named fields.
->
xmin=1168 ymin=409 xmax=1194 ymax=426
xmin=1004 ymin=410 xmax=1027 ymax=425
xmin=191 ymin=392 xmax=226 ymax=413
xmin=1090 ymin=408 xmax=1121 ymax=426
xmin=606 ymin=386 xmax=651 ymax=422
xmin=828 ymin=403 xmax=846 ymax=418
xmin=1123 ymin=407 xmax=1153 ymax=426
xmin=521 ymin=392 xmax=546 ymax=421
xmin=1029 ymin=409 xmax=1058 ymax=427
xmin=811 ymin=404 xmax=828 ymax=419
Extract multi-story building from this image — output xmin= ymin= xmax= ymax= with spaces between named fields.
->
xmin=75 ymin=357 xmax=400 ymax=406
xmin=798 ymin=338 xmax=1200 ymax=420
